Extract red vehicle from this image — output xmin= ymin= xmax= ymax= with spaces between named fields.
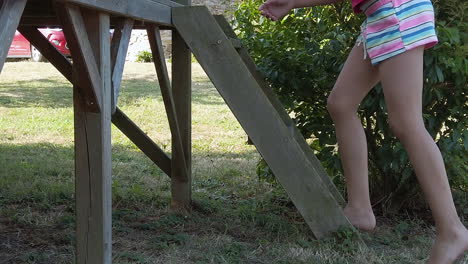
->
xmin=8 ymin=29 xmax=70 ymax=62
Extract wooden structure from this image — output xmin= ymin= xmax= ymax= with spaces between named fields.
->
xmin=0 ymin=0 xmax=352 ymax=262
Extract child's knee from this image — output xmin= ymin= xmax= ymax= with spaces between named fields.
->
xmin=326 ymin=91 xmax=359 ymax=118
xmin=388 ymin=115 xmax=425 ymax=140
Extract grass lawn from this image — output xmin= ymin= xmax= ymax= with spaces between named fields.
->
xmin=0 ymin=61 xmax=439 ymax=263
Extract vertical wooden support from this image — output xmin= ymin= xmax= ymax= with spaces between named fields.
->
xmin=58 ymin=4 xmax=112 ymax=263
xmin=171 ymin=0 xmax=192 ymax=209
xmin=0 ymin=0 xmax=27 ymax=73
xmin=147 ymin=24 xmax=190 ymax=209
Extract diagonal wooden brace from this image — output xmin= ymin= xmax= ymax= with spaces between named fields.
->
xmin=17 ymin=26 xmax=73 ymax=82
xmin=213 ymin=15 xmax=346 ymax=207
xmin=56 ymin=3 xmax=103 ymax=113
xmin=110 ymin=17 xmax=134 ymax=114
xmin=147 ymin=24 xmax=189 ymax=184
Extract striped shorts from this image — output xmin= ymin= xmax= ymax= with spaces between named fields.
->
xmin=356 ymin=0 xmax=439 ymax=65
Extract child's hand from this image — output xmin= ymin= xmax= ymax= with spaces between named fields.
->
xmin=259 ymin=0 xmax=295 ymax=21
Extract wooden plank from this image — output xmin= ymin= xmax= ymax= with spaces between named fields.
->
xmin=147 ymin=24 xmax=189 ymax=188
xmin=112 ymin=108 xmax=172 ymax=176
xmin=71 ymin=9 xmax=112 ymax=264
xmin=19 ymin=17 xmax=61 ymax=28
xmin=0 ymin=0 xmax=27 ymax=73
xmin=173 ymin=6 xmax=351 ymax=238
xmin=55 ymin=0 xmax=181 ymax=27
xmin=19 ymin=16 xmax=156 ymax=29
xmin=110 ymin=17 xmax=134 ymax=113
xmin=213 ymin=15 xmax=345 ymax=207
xmin=18 ymin=26 xmax=73 ymax=82
xmin=229 ymin=37 xmax=242 ymax=49
xmin=171 ymin=0 xmax=192 ymax=208
xmin=56 ymin=3 xmax=102 ymax=112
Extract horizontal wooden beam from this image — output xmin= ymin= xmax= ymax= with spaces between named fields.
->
xmin=112 ymin=108 xmax=172 ymax=176
xmin=19 ymin=16 xmax=163 ymax=29
xmin=55 ymin=0 xmax=182 ymax=27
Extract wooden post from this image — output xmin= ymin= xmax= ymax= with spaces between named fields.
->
xmin=147 ymin=23 xmax=191 ymax=209
xmin=171 ymin=0 xmax=192 ymax=209
xmin=0 ymin=0 xmax=27 ymax=73
xmin=57 ymin=4 xmax=112 ymax=263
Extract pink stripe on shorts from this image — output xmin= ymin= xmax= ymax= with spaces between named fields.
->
xmin=356 ymin=0 xmax=439 ymax=65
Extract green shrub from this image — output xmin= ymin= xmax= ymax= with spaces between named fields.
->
xmin=233 ymin=0 xmax=467 ymax=213
xmin=136 ymin=50 xmax=153 ymax=63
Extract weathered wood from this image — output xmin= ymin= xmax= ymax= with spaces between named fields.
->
xmin=173 ymin=6 xmax=351 ymax=238
xmin=18 ymin=26 xmax=73 ymax=82
xmin=214 ymin=15 xmax=346 ymax=207
xmin=56 ymin=3 xmax=103 ymax=112
xmin=0 ymin=0 xmax=27 ymax=73
xmin=147 ymin=24 xmax=189 ymax=188
xmin=112 ymin=108 xmax=172 ymax=176
xmin=19 ymin=17 xmax=59 ymax=27
xmin=229 ymin=37 xmax=242 ymax=49
xmin=171 ymin=1 xmax=192 ymax=208
xmin=111 ymin=17 xmax=134 ymax=113
xmin=55 ymin=0 xmax=181 ymax=27
xmin=19 ymin=16 xmax=159 ymax=29
xmin=68 ymin=9 xmax=112 ymax=263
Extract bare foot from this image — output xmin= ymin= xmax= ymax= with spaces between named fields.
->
xmin=428 ymin=226 xmax=468 ymax=264
xmin=343 ymin=205 xmax=376 ymax=231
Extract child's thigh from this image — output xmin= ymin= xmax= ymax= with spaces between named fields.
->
xmin=329 ymin=43 xmax=379 ymax=107
xmin=377 ymin=46 xmax=425 ymax=120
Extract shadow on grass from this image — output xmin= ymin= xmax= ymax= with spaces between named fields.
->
xmin=0 ymin=142 xmax=259 ymax=204
xmin=0 ymin=77 xmax=225 ymax=109
xmin=0 ymin=142 xmax=306 ymax=263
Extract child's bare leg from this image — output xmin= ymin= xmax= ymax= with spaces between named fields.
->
xmin=327 ymin=43 xmax=379 ymax=231
xmin=378 ymin=46 xmax=468 ymax=263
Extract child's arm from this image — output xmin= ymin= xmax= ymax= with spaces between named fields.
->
xmin=260 ymin=0 xmax=343 ymax=21
xmin=293 ymin=0 xmax=343 ymax=8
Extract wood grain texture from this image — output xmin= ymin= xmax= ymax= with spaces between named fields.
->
xmin=147 ymin=24 xmax=189 ymax=187
xmin=213 ymin=15 xmax=345 ymax=207
xmin=173 ymin=7 xmax=351 ymax=238
xmin=57 ymin=3 xmax=103 ymax=112
xmin=111 ymin=17 xmax=134 ymax=113
xmin=69 ymin=9 xmax=112 ymax=264
xmin=55 ymin=0 xmax=180 ymax=26
xmin=0 ymin=0 xmax=27 ymax=73
xmin=171 ymin=0 xmax=192 ymax=208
